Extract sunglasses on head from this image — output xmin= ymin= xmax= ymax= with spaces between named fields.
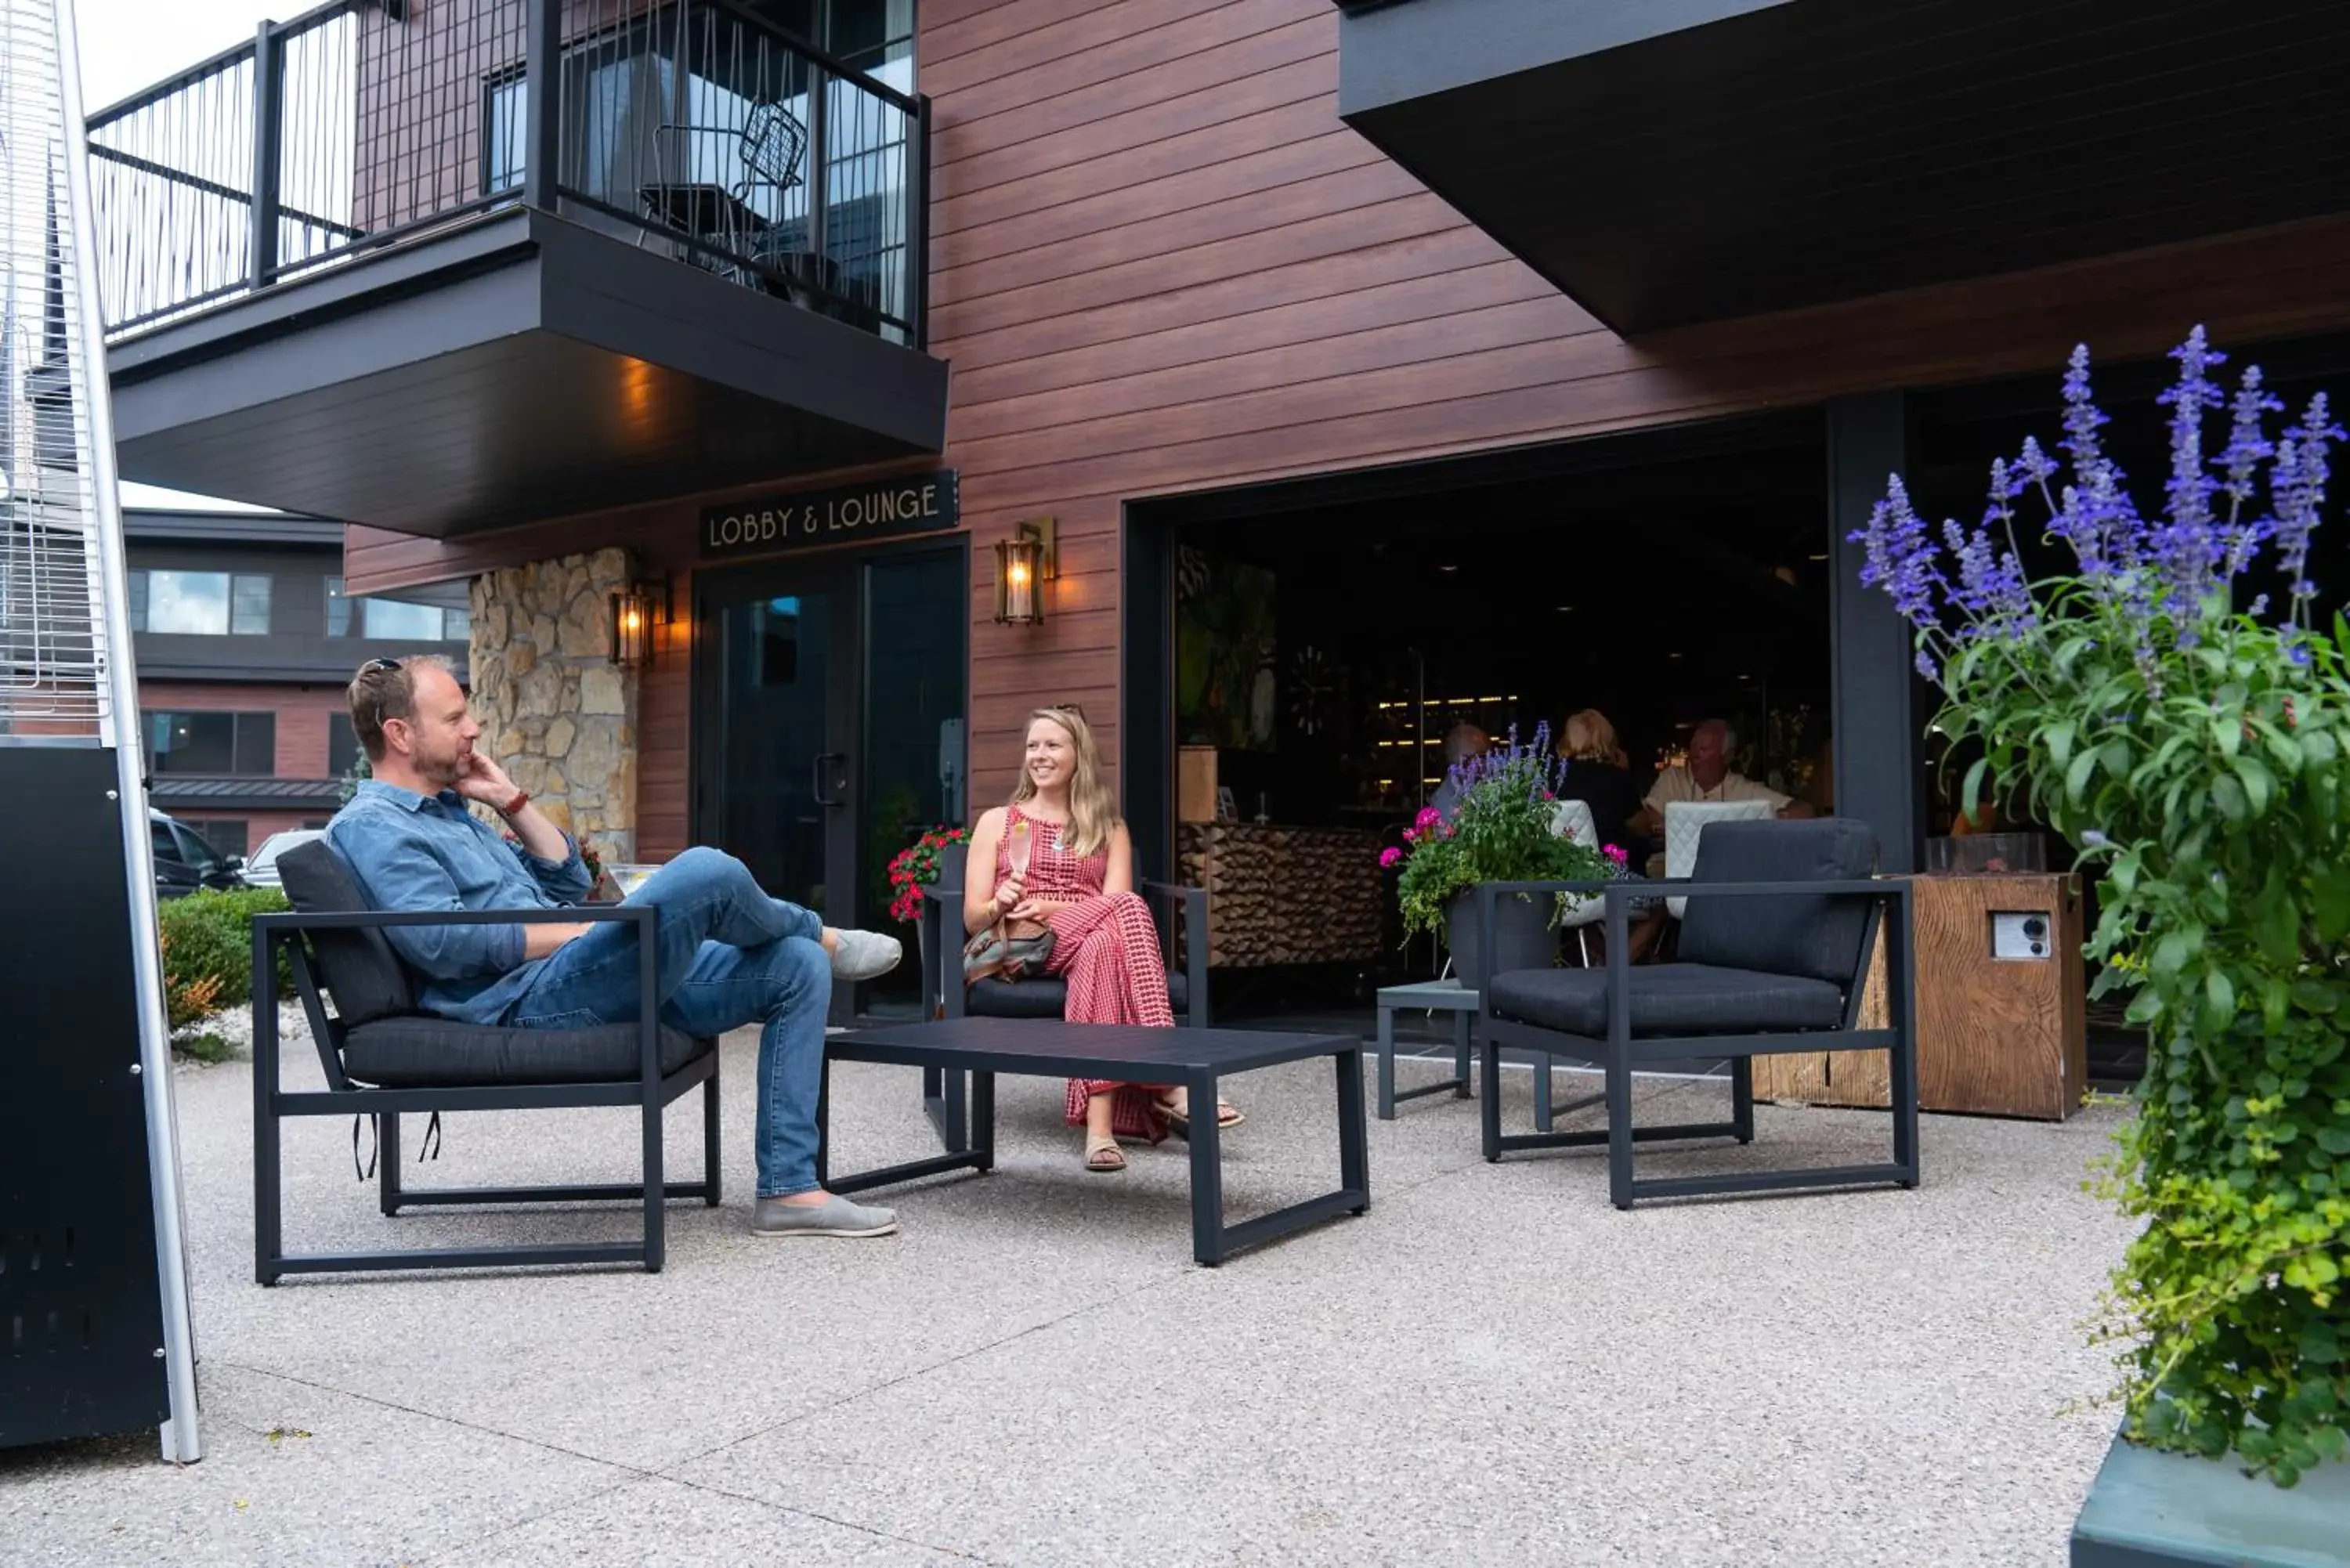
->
xmin=1049 ymin=702 xmax=1085 ymax=721
xmin=360 ymin=657 xmax=403 ymax=729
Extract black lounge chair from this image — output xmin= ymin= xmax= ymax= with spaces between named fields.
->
xmin=250 ymin=840 xmax=720 ymax=1281
xmin=1475 ymin=818 xmax=1918 ymax=1208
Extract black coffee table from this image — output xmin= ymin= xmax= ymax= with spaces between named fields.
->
xmin=817 ymin=1018 xmax=1369 ymax=1266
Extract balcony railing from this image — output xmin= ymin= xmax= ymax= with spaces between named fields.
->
xmin=86 ymin=0 xmax=928 ymax=347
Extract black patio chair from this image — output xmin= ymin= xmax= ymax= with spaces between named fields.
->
xmin=250 ymin=840 xmax=720 ymax=1281
xmin=1474 ymin=818 xmax=1917 ymax=1209
xmin=913 ymin=843 xmax=1209 ymax=1147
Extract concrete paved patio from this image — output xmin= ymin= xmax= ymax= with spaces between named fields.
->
xmin=3 ymin=1026 xmax=2133 ymax=1566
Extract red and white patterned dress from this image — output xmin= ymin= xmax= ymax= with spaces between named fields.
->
xmin=993 ymin=803 xmax=1177 ymax=1142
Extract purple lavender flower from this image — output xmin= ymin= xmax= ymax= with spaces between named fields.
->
xmin=1849 ymin=477 xmax=1944 ymax=630
xmin=2153 ymin=327 xmax=2227 ymax=608
xmin=2216 ymin=366 xmax=2282 ymax=578
xmin=2272 ymin=392 xmax=2344 ymax=612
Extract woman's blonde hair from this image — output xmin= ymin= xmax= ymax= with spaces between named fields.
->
xmin=1010 ymin=704 xmax=1119 ymax=858
xmin=1560 ymin=709 xmax=1627 ymax=768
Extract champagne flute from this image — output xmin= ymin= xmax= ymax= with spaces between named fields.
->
xmin=1004 ymin=818 xmax=1032 ymax=930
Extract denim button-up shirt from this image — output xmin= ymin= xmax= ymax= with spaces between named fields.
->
xmin=327 ymin=779 xmax=591 ymax=1024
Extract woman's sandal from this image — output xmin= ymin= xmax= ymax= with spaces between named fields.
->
xmin=1083 ymin=1136 xmax=1127 ymax=1173
xmin=1157 ymin=1097 xmax=1245 ymax=1137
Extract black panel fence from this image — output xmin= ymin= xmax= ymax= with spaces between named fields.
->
xmin=87 ymin=0 xmax=925 ymax=346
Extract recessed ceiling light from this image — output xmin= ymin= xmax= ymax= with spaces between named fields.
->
xmin=1555 ymin=605 xmax=1574 ymax=612
xmin=1437 ymin=565 xmax=1459 ymax=573
xmin=1668 ymin=652 xmax=1684 ymax=659
xmin=1808 ymin=553 xmax=1829 ymax=562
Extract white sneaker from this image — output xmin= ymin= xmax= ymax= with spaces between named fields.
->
xmin=828 ymin=927 xmax=902 ymax=981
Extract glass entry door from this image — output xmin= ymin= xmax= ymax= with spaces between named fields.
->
xmin=693 ymin=544 xmax=965 ymax=1017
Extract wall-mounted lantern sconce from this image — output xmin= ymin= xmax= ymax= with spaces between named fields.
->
xmin=609 ymin=574 xmax=671 ymax=669
xmin=993 ymin=517 xmax=1056 ymax=625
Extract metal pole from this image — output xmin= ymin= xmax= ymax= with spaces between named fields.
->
xmin=523 ymin=0 xmax=559 ymax=209
xmin=52 ymin=0 xmax=203 ymax=1466
xmin=249 ymin=19 xmax=282 ymax=291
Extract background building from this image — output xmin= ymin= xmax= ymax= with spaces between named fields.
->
xmin=125 ymin=504 xmax=469 ymax=856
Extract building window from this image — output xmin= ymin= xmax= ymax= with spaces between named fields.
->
xmin=362 ymin=598 xmax=455 ymax=641
xmin=231 ymin=573 xmax=272 ymax=634
xmin=143 ymin=710 xmax=277 ymax=775
xmin=140 ymin=569 xmax=230 ymax=634
xmin=329 ymin=712 xmax=362 ymax=778
xmin=193 ymin=819 xmax=250 ymax=859
xmin=327 ymin=575 xmax=352 ymax=637
xmin=125 ymin=570 xmax=271 ymax=634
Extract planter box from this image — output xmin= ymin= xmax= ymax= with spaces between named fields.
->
xmin=2073 ymin=1429 xmax=2350 ymax=1566
xmin=1444 ymin=888 xmax=1555 ymax=991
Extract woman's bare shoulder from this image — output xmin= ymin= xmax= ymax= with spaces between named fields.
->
xmin=971 ymin=806 xmax=1007 ymax=836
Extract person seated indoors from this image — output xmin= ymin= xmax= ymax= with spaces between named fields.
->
xmin=326 ymin=655 xmax=905 ymax=1240
xmin=962 ymin=704 xmax=1242 ymax=1174
xmin=1426 ymin=722 xmax=1491 ymax=822
xmin=1553 ymin=708 xmax=1643 ymax=846
xmin=1628 ymin=717 xmax=1817 ymax=838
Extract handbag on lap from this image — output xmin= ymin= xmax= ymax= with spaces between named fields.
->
xmin=962 ymin=919 xmax=1056 ymax=984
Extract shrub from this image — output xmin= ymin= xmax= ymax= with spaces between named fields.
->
xmin=157 ymin=886 xmax=292 ymax=1021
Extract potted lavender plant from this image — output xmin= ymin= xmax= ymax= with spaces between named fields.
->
xmin=1850 ymin=327 xmax=2348 ymax=1513
xmin=1383 ymin=724 xmax=1617 ymax=988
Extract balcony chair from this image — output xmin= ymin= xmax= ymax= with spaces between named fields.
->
xmin=912 ymin=843 xmax=1209 ymax=1148
xmin=251 ymin=841 xmax=720 ymax=1281
xmin=1474 ymin=818 xmax=1917 ymax=1209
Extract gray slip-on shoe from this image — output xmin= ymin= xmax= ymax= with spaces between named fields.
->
xmin=828 ymin=927 xmax=902 ymax=981
xmin=751 ymin=1193 xmax=898 ymax=1239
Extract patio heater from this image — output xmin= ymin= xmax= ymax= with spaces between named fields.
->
xmin=0 ymin=0 xmax=201 ymax=1461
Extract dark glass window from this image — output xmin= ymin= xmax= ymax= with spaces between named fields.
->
xmin=193 ymin=819 xmax=249 ymax=858
xmin=144 ymin=711 xmax=277 ymax=775
xmin=230 ymin=574 xmax=272 ymax=634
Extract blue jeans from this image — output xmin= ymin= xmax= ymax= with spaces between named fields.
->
xmin=505 ymin=847 xmax=830 ymax=1198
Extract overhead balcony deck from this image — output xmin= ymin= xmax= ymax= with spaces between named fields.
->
xmin=89 ymin=0 xmax=944 ymax=537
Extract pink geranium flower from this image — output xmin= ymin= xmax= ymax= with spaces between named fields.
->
xmin=1378 ymin=846 xmax=1402 ymax=869
xmin=1602 ymin=843 xmax=1629 ymax=865
xmin=1415 ymin=806 xmax=1442 ymax=830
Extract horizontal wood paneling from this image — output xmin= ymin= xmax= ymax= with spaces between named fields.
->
xmin=350 ymin=0 xmax=2350 ymax=850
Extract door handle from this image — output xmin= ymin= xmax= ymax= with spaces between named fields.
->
xmin=813 ymin=752 xmax=848 ymax=808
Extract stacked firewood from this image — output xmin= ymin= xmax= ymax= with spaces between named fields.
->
xmin=1175 ymin=823 xmax=1383 ymax=967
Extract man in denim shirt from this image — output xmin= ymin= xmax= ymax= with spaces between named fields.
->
xmin=327 ymin=655 xmax=903 ymax=1239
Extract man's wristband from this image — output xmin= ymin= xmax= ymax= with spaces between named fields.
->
xmin=499 ymin=788 xmax=530 ymax=817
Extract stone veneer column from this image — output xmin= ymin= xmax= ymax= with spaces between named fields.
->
xmin=467 ymin=549 xmax=638 ymax=864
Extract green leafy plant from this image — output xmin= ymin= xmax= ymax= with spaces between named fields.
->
xmin=158 ymin=886 xmax=293 ymax=1019
xmin=1385 ymin=724 xmax=1622 ymax=939
xmin=1853 ymin=327 xmax=2350 ymax=1484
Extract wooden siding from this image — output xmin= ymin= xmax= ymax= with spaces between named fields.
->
xmin=347 ymin=0 xmax=2350 ymax=854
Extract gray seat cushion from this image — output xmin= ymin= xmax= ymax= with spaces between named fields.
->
xmin=968 ymin=969 xmax=1191 ymax=1021
xmin=342 ymin=1015 xmax=714 ymax=1088
xmin=1487 ymin=963 xmax=1846 ymax=1039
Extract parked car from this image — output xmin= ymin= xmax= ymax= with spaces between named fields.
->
xmin=150 ymin=809 xmax=247 ymax=899
xmin=240 ymin=828 xmax=327 ymax=891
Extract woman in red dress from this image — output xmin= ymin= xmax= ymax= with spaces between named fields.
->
xmin=962 ymin=706 xmax=1243 ymax=1172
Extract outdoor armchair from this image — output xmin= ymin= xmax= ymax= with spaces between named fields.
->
xmin=1475 ymin=818 xmax=1918 ymax=1209
xmin=250 ymin=840 xmax=719 ymax=1281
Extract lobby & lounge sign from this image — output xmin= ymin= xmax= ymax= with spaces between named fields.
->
xmin=700 ymin=470 xmax=958 ymax=560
